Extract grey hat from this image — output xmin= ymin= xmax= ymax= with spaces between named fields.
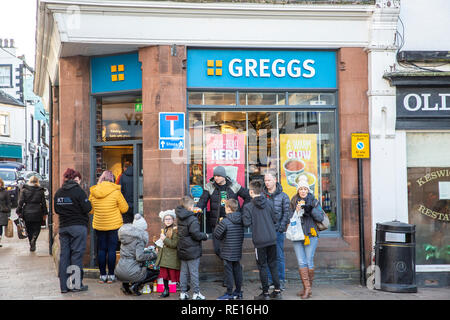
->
xmin=213 ymin=166 xmax=227 ymax=178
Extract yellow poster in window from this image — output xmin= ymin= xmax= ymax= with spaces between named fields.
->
xmin=280 ymin=134 xmax=319 ymax=199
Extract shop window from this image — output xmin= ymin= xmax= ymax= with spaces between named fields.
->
xmin=189 ymin=108 xmax=338 ymax=233
xmin=96 ymin=95 xmax=142 ymax=142
xmin=239 ymin=92 xmax=286 ymax=106
xmin=188 ymin=92 xmax=236 ymax=106
xmin=407 ymin=132 xmax=450 ymax=265
xmin=289 ymin=93 xmax=335 ymax=106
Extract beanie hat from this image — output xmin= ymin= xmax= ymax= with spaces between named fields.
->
xmin=213 ymin=166 xmax=227 ymax=178
xmin=159 ymin=209 xmax=176 ymax=221
xmin=133 ymin=214 xmax=147 ymax=231
xmin=297 ymin=175 xmax=310 ymax=191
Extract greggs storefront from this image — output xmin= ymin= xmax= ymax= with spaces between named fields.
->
xmin=186 ymin=48 xmax=339 ymax=236
xmin=37 ymin=0 xmax=376 ymax=276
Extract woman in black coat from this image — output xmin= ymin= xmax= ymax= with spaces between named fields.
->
xmin=0 ymin=178 xmax=12 ymax=248
xmin=17 ymin=176 xmax=48 ymax=252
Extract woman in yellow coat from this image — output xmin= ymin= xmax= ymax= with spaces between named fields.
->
xmin=89 ymin=170 xmax=129 ymax=283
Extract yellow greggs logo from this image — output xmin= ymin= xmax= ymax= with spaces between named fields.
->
xmin=111 ymin=64 xmax=125 ymax=82
xmin=207 ymin=60 xmax=222 ymax=76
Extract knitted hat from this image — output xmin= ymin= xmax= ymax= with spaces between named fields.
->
xmin=213 ymin=166 xmax=227 ymax=178
xmin=297 ymin=175 xmax=310 ymax=191
xmin=133 ymin=214 xmax=147 ymax=231
xmin=159 ymin=209 xmax=176 ymax=221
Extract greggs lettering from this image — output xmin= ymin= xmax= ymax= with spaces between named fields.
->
xmin=229 ymin=58 xmax=315 ymax=78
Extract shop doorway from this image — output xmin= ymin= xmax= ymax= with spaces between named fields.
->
xmin=90 ymin=143 xmax=143 ymax=267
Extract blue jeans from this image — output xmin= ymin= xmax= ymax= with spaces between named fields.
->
xmin=96 ymin=229 xmax=119 ymax=276
xmin=292 ymin=236 xmax=319 ymax=269
xmin=268 ymin=231 xmax=286 ymax=283
xmin=59 ymin=225 xmax=88 ymax=291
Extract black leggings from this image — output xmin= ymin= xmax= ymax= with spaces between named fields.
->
xmin=133 ymin=269 xmax=159 ymax=286
xmin=25 ymin=221 xmax=41 ymax=242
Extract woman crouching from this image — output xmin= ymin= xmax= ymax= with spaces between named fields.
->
xmin=115 ymin=214 xmax=159 ymax=295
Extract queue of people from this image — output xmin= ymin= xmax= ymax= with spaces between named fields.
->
xmin=2 ymin=164 xmax=327 ymax=300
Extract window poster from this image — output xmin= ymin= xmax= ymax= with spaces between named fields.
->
xmin=205 ymin=133 xmax=246 ymax=190
xmin=280 ymin=134 xmax=319 ymax=199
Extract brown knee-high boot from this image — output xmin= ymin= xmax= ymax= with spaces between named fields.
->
xmin=297 ymin=268 xmax=305 ymax=296
xmin=299 ymin=267 xmax=311 ymax=299
xmin=308 ymin=268 xmax=314 ymax=296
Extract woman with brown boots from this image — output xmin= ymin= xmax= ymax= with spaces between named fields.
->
xmin=289 ymin=176 xmax=326 ymax=299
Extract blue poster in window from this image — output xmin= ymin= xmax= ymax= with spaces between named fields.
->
xmin=187 ymin=49 xmax=336 ymax=89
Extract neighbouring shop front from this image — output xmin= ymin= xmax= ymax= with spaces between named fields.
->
xmin=387 ymin=73 xmax=450 ymax=286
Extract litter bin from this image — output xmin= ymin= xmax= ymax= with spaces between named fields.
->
xmin=375 ymin=220 xmax=417 ymax=293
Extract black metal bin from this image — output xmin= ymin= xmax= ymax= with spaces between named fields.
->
xmin=375 ymin=220 xmax=417 ymax=293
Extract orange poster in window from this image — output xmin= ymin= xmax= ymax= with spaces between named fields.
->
xmin=280 ymin=134 xmax=319 ymax=199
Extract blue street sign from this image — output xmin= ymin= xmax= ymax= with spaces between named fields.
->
xmin=159 ymin=112 xmax=185 ymax=150
xmin=159 ymin=139 xmax=184 ymax=150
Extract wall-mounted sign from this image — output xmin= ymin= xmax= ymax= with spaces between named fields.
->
xmin=159 ymin=112 xmax=185 ymax=150
xmin=396 ymin=87 xmax=450 ymax=129
xmin=351 ymin=133 xmax=370 ymax=159
xmin=91 ymin=52 xmax=142 ymax=94
xmin=187 ymin=49 xmax=336 ymax=89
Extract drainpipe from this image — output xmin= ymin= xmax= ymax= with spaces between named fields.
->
xmin=48 ymin=78 xmax=53 ymax=255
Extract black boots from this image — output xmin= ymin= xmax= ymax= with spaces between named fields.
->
xmin=160 ymin=279 xmax=170 ymax=298
xmin=29 ymin=236 xmax=37 ymax=252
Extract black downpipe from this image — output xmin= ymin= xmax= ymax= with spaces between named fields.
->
xmin=48 ymin=80 xmax=53 ymax=255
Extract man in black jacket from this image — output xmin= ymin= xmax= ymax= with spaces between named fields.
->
xmin=243 ymin=179 xmax=282 ymax=300
xmin=54 ymin=168 xmax=92 ymax=293
xmin=263 ymin=170 xmax=291 ymax=290
xmin=119 ymin=162 xmax=134 ymax=224
xmin=195 ymin=166 xmax=250 ymax=257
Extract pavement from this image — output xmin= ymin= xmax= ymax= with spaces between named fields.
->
xmin=0 ymin=210 xmax=449 ymax=301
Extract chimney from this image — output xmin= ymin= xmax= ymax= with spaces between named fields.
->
xmin=9 ymin=39 xmax=14 ymax=48
xmin=3 ymin=39 xmax=8 ymax=47
xmin=0 ymin=39 xmax=2 ymax=48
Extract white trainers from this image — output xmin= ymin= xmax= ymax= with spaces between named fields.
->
xmin=107 ymin=275 xmax=116 ymax=283
xmin=180 ymin=292 xmax=190 ymax=300
xmin=192 ymin=292 xmax=206 ymax=300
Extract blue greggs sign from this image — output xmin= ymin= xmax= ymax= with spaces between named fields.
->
xmin=91 ymin=52 xmax=142 ymax=93
xmin=187 ymin=49 xmax=336 ymax=89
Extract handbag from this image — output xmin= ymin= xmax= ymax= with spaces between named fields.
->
xmin=5 ymin=219 xmax=13 ymax=238
xmin=315 ymin=211 xmax=330 ymax=231
xmin=286 ymin=211 xmax=305 ymax=241
xmin=14 ymin=218 xmax=28 ymax=239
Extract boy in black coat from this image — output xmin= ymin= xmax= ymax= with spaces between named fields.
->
xmin=176 ymin=196 xmax=208 ymax=300
xmin=242 ymin=179 xmax=282 ymax=300
xmin=214 ymin=199 xmax=244 ymax=300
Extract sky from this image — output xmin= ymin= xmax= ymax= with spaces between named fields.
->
xmin=0 ymin=0 xmax=37 ymax=68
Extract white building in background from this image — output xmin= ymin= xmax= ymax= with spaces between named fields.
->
xmin=0 ymin=38 xmax=49 ymax=176
xmin=369 ymin=0 xmax=450 ymax=286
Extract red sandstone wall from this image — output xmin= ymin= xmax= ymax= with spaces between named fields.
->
xmin=139 ymin=46 xmax=188 ymax=238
